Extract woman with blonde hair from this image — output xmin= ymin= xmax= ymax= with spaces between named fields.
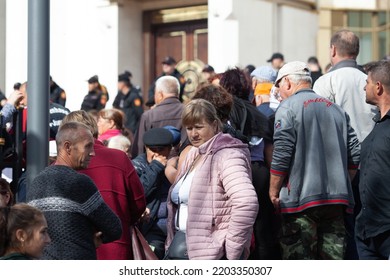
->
xmin=165 ymin=99 xmax=258 ymax=260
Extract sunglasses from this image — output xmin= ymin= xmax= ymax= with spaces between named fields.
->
xmin=0 ymin=190 xmax=8 ymax=195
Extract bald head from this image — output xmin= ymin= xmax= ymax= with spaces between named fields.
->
xmin=331 ymin=30 xmax=360 ymax=59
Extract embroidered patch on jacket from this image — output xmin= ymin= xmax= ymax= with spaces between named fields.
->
xmin=275 ymin=120 xmax=282 ymax=129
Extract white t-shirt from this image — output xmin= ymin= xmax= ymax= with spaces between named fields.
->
xmin=170 ymin=169 xmax=196 ymax=232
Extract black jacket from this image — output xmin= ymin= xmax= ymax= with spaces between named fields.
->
xmin=112 ymin=86 xmax=144 ymax=134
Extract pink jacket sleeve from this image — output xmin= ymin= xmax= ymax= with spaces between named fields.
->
xmin=220 ymin=149 xmax=258 ymax=260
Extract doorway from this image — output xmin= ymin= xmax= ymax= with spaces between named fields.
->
xmin=143 ymin=6 xmax=208 ymax=101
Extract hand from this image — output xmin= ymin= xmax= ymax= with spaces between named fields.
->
xmin=7 ymin=91 xmax=24 ymax=107
xmin=269 ymin=191 xmax=281 ymax=214
xmin=153 ymin=154 xmax=167 ymax=166
xmin=93 ymin=231 xmax=103 ymax=248
xmin=139 ymin=208 xmax=150 ymax=223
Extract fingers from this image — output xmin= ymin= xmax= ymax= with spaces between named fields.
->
xmin=7 ymin=91 xmax=24 ymax=107
xmin=271 ymin=197 xmax=281 ymax=214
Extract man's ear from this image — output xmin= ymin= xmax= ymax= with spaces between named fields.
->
xmin=377 ymin=81 xmax=384 ymax=96
xmin=64 ymin=141 xmax=72 ymax=155
xmin=330 ymin=45 xmax=336 ymax=58
xmin=285 ymin=78 xmax=292 ymax=90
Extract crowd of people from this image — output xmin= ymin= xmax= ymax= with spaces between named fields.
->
xmin=1 ymin=29 xmax=390 ymax=260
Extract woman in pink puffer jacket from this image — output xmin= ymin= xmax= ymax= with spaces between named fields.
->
xmin=165 ymin=99 xmax=259 ymax=260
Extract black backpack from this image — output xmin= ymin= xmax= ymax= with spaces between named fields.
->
xmin=229 ymin=97 xmax=274 ymax=144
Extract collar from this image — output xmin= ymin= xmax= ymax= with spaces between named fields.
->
xmin=294 ymin=88 xmax=315 ymax=95
xmin=373 ymin=110 xmax=390 ymax=123
xmin=157 ymin=96 xmax=180 ymax=106
xmin=329 ymin=59 xmax=359 ymax=72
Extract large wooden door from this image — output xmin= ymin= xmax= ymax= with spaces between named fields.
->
xmin=144 ymin=18 xmax=208 ymax=101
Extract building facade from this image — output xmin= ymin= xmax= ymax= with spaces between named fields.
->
xmin=0 ymin=0 xmax=388 ymax=110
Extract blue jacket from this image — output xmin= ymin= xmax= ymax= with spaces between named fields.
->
xmin=132 ymin=154 xmax=171 ymax=234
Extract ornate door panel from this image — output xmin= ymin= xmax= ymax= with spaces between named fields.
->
xmin=150 ymin=20 xmax=208 ymax=100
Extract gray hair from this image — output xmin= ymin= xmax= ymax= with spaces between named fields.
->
xmin=107 ymin=135 xmax=131 ymax=153
xmin=155 ymin=76 xmax=180 ymax=97
xmin=286 ymin=74 xmax=312 ymax=86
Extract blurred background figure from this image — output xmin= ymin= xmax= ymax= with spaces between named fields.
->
xmin=0 ymin=178 xmax=14 ymax=207
xmin=244 ymin=64 xmax=256 ymax=101
xmin=267 ymin=52 xmax=285 ymax=71
xmin=107 ymin=135 xmax=132 ymax=157
xmin=49 ymin=76 xmax=66 ymax=106
xmin=0 ymin=88 xmax=6 ymax=110
xmin=81 ymin=75 xmax=109 ymax=112
xmin=307 ymin=56 xmax=323 ymax=86
xmin=97 ymin=108 xmax=132 ymax=144
xmin=113 ymin=72 xmax=143 ymax=134
xmin=0 ymin=203 xmax=51 ymax=260
xmin=201 ymin=64 xmax=216 ymax=83
xmin=250 ymin=65 xmax=277 ymax=118
xmin=146 ymin=56 xmax=186 ymax=107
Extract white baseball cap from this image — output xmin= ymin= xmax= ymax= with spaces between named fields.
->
xmin=275 ymin=61 xmax=311 ymax=87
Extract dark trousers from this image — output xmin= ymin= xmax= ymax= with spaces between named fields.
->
xmin=144 ymin=224 xmax=166 ymax=260
xmin=356 ymin=230 xmax=390 ymax=260
xmin=249 ymin=161 xmax=281 ymax=260
xmin=344 ymin=170 xmax=361 ymax=259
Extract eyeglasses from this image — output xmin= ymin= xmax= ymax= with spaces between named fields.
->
xmin=0 ymin=190 xmax=8 ymax=195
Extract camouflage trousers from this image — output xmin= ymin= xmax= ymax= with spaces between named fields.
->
xmin=279 ymin=205 xmax=346 ymax=260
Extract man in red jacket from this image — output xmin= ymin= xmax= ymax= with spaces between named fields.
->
xmin=61 ymin=110 xmax=146 ymax=260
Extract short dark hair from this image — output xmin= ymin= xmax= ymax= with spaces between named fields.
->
xmin=331 ymin=29 xmax=360 ymax=58
xmin=192 ymin=84 xmax=233 ymax=123
xmin=365 ymin=60 xmax=390 ymax=92
xmin=56 ymin=121 xmax=92 ymax=148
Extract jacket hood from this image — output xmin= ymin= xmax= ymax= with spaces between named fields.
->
xmin=197 ymin=132 xmax=248 ymax=155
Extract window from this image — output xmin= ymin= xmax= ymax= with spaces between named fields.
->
xmin=332 ymin=10 xmax=390 ymax=64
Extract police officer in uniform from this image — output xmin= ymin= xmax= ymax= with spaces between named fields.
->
xmin=81 ymin=75 xmax=108 ymax=112
xmin=146 ymin=56 xmax=186 ymax=107
xmin=113 ymin=72 xmax=144 ymax=134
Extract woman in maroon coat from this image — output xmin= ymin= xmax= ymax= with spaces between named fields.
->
xmin=62 ymin=110 xmax=146 ymax=260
